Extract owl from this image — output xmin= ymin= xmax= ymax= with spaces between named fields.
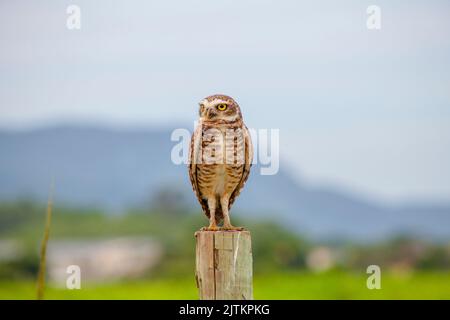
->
xmin=189 ymin=94 xmax=253 ymax=231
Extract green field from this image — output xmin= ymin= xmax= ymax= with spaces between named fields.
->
xmin=1 ymin=203 xmax=449 ymax=300
xmin=1 ymin=271 xmax=449 ymax=300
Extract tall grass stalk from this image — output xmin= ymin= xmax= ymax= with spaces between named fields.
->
xmin=36 ymin=180 xmax=55 ymax=300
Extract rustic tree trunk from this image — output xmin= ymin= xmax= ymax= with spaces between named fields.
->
xmin=195 ymin=230 xmax=253 ymax=300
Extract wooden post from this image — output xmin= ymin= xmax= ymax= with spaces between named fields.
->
xmin=195 ymin=230 xmax=253 ymax=300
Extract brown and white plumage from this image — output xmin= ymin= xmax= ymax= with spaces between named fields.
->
xmin=189 ymin=94 xmax=253 ymax=230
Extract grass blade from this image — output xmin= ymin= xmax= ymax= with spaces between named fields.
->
xmin=36 ymin=179 xmax=55 ymax=300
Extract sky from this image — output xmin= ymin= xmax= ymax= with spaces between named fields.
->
xmin=1 ymin=0 xmax=450 ymax=204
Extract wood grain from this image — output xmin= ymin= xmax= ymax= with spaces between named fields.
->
xmin=195 ymin=230 xmax=253 ymax=300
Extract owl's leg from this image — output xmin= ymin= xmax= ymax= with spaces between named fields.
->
xmin=220 ymin=196 xmax=243 ymax=231
xmin=203 ymin=197 xmax=219 ymax=231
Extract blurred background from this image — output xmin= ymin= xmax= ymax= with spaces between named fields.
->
xmin=0 ymin=0 xmax=449 ymax=299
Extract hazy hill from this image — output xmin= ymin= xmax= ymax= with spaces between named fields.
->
xmin=1 ymin=126 xmax=449 ymax=241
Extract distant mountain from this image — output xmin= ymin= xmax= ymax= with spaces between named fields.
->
xmin=1 ymin=125 xmax=449 ymax=241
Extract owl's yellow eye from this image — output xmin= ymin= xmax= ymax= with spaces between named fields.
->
xmin=217 ymin=104 xmax=228 ymax=111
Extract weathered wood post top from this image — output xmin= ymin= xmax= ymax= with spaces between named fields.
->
xmin=195 ymin=230 xmax=253 ymax=300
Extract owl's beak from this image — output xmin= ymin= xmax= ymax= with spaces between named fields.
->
xmin=206 ymin=108 xmax=217 ymax=119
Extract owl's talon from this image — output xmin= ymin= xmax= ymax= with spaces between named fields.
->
xmin=201 ymin=225 xmax=220 ymax=231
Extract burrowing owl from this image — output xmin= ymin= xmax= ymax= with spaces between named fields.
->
xmin=189 ymin=94 xmax=253 ymax=231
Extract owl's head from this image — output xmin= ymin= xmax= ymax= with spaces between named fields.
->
xmin=198 ymin=94 xmax=242 ymax=122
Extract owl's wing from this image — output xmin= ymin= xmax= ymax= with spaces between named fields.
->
xmin=229 ymin=125 xmax=253 ymax=208
xmin=188 ymin=124 xmax=210 ymax=216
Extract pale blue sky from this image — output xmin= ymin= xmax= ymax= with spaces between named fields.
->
xmin=1 ymin=0 xmax=450 ymax=203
